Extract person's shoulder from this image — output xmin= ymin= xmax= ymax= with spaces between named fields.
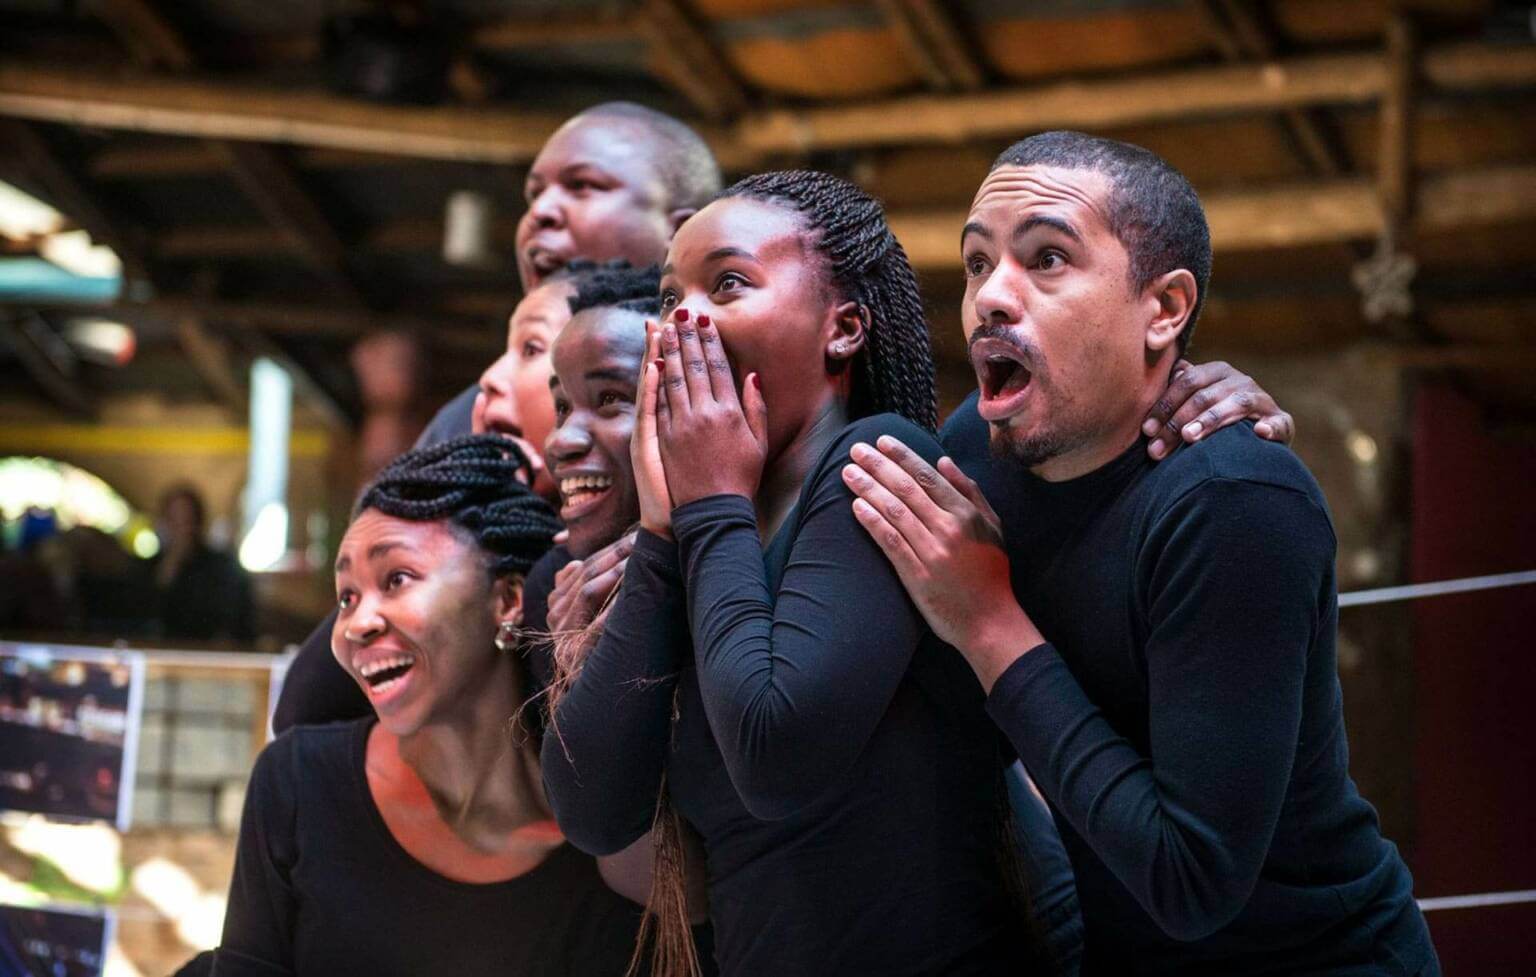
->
xmin=255 ymin=719 xmax=368 ymax=787
xmin=829 ymin=412 xmax=944 ymax=464
xmin=1147 ymin=423 xmax=1332 ymax=536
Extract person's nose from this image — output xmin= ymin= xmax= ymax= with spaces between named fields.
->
xmin=479 ymin=351 xmax=515 ymax=400
xmin=972 ymin=258 xmax=1027 ymax=327
xmin=546 ymin=414 xmax=594 ymax=464
xmin=525 ymin=184 xmax=565 ymax=230
xmin=342 ymin=593 xmax=386 ymax=646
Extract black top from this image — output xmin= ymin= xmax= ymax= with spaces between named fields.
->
xmin=942 ymin=392 xmax=1438 ymax=976
xmin=542 ymin=413 xmax=1032 ymax=977
xmin=212 ymin=719 xmax=644 ymax=977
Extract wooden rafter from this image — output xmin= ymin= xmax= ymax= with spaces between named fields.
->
xmin=174 ymin=315 xmax=246 ymax=416
xmin=1193 ymin=0 xmax=1349 ymax=176
xmin=633 ymin=0 xmax=750 ymax=121
xmin=876 ymin=0 xmax=984 ymax=91
xmin=6 ymin=42 xmax=1528 ymax=163
xmin=90 ymin=0 xmax=369 ymax=306
xmin=1378 ymin=12 xmax=1417 ymax=240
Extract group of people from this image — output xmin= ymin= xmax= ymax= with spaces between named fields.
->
xmin=205 ymin=101 xmax=1440 ymax=976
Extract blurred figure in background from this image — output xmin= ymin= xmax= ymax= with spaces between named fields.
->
xmin=153 ymin=484 xmax=255 ymax=644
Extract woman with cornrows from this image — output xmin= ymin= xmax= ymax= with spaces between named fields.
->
xmin=541 ymin=172 xmax=1043 ymax=976
xmin=212 ymin=436 xmax=644 ymax=977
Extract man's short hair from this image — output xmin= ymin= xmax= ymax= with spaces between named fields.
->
xmin=578 ymin=101 xmax=722 ymax=213
xmin=993 ymin=131 xmax=1211 ymax=355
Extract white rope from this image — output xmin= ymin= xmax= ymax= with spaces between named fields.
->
xmin=1339 ymin=570 xmax=1536 ymax=608
xmin=1418 ymin=889 xmax=1536 ymax=912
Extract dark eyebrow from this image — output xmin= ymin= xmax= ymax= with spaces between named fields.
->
xmin=706 ymin=246 xmax=756 ymax=263
xmin=1017 ymin=215 xmax=1082 ymax=243
xmin=334 ymin=555 xmax=349 ymax=574
xmin=960 ymin=221 xmax=992 ymax=247
xmin=335 ymin=540 xmax=409 ymax=575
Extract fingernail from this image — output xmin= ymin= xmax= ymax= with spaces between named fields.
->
xmin=851 ymin=442 xmax=870 ymax=460
xmin=674 ymin=308 xmax=689 ymax=323
xmin=750 ymin=372 xmax=761 ymax=390
xmin=697 ymin=313 xmax=711 ymax=328
xmin=1184 ymin=421 xmax=1203 ymax=439
xmin=654 ymin=358 xmax=664 ymax=370
xmin=1149 ymin=440 xmax=1165 ymax=459
xmin=842 ymin=464 xmax=860 ymax=482
xmin=1142 ymin=418 xmax=1159 ymax=436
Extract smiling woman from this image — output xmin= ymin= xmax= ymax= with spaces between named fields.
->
xmin=211 ymin=435 xmax=646 ymax=977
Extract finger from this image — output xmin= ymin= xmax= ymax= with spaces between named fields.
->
xmin=553 ymin=559 xmax=582 ymax=590
xmin=848 ymin=440 xmax=947 ymax=525
xmin=638 ymin=357 xmax=668 ymax=438
xmin=1169 ymin=377 xmax=1261 ymax=443
xmin=673 ymin=314 xmax=713 ymax=405
xmin=1254 ymin=410 xmax=1294 ymax=444
xmin=579 ymin=560 xmax=628 ymax=606
xmin=659 ymin=323 xmax=690 ymax=415
xmin=851 ymin=497 xmax=924 ymax=577
xmin=936 ymin=456 xmax=1002 ymax=532
xmin=873 ymin=435 xmax=969 ymax=513
xmin=1141 ymin=359 xmax=1198 ymax=435
xmin=580 ymin=533 xmax=636 ymax=581
xmin=742 ymin=372 xmax=768 ymax=448
xmin=841 ymin=461 xmax=941 ymax=563
xmin=553 ymin=529 xmax=569 ymax=545
xmin=697 ymin=316 xmax=738 ymax=405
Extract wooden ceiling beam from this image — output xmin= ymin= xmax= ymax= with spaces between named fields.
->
xmin=633 ymin=0 xmax=750 ymax=121
xmin=876 ymin=0 xmax=986 ymax=92
xmin=90 ymin=0 xmax=370 ymax=306
xmin=3 ymin=42 xmax=1531 ymax=164
xmin=1194 ymin=0 xmax=1349 ymax=176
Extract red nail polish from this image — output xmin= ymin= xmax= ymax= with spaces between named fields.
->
xmin=674 ymin=308 xmax=689 ymax=323
xmin=750 ymin=373 xmax=761 ymax=390
xmin=697 ymin=313 xmax=711 ymax=328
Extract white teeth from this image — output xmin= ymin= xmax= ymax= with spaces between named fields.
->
xmin=560 ymin=475 xmax=613 ymax=498
xmin=359 ymin=655 xmax=415 ymax=678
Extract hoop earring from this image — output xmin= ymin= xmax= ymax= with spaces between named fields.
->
xmin=494 ymin=621 xmax=518 ymax=653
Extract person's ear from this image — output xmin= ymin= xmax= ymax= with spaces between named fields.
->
xmin=1144 ymin=269 xmax=1197 ymax=355
xmin=825 ymin=301 xmax=869 ymax=371
xmin=666 ymin=207 xmax=697 ymax=238
xmin=493 ymin=574 xmax=525 ymax=628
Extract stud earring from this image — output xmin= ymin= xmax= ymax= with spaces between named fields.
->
xmin=494 ymin=621 xmax=518 ymax=652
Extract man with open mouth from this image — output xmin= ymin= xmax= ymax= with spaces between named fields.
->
xmin=843 ymin=131 xmax=1439 ymax=976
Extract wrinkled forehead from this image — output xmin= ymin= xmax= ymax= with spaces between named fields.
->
xmin=967 ymin=164 xmax=1114 ymax=234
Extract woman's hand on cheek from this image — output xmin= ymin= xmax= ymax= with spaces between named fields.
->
xmin=655 ymin=316 xmax=768 ymax=508
xmin=632 ymin=321 xmax=675 ymax=539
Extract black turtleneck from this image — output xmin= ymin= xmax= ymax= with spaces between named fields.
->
xmin=941 ymin=391 xmax=1438 ymax=977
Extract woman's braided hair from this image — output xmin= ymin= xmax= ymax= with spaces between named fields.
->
xmin=721 ymin=170 xmax=939 ymax=431
xmin=355 ymin=434 xmax=561 ymax=578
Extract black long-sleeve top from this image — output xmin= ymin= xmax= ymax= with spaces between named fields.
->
xmin=941 ymin=393 xmax=1438 ymax=976
xmin=541 ymin=413 xmax=1033 ymax=977
xmin=212 ymin=719 xmax=643 ymax=977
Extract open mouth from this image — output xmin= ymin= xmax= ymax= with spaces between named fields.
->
xmin=971 ymin=340 xmax=1034 ymax=422
xmin=358 ymin=654 xmax=417 ymax=700
xmin=526 ymin=247 xmax=567 ymax=279
xmin=559 ymin=473 xmax=614 ymax=520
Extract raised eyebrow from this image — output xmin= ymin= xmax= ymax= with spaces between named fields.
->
xmin=1017 ymin=215 xmax=1082 ymax=243
xmin=960 ymin=221 xmax=992 ymax=248
xmin=366 ymin=540 xmax=406 ymax=562
xmin=333 ymin=554 xmax=350 ymax=575
xmin=706 ymin=246 xmax=756 ymax=264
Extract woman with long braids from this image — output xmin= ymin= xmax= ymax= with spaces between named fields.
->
xmin=212 ymin=436 xmax=645 ymax=977
xmin=541 ymin=171 xmax=1042 ymax=976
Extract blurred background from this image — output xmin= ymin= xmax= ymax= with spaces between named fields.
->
xmin=0 ymin=0 xmax=1532 ymax=973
